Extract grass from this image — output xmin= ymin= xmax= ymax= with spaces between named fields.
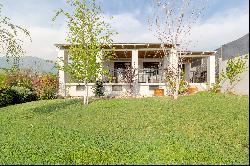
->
xmin=0 ymin=92 xmax=249 ymax=165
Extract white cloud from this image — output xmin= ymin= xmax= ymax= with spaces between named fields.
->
xmin=22 ymin=7 xmax=249 ymax=61
xmin=105 ymin=7 xmax=249 ymax=51
xmin=106 ymin=13 xmax=158 ymax=43
xmin=23 ymin=25 xmax=66 ymax=60
xmin=188 ymin=8 xmax=249 ymax=51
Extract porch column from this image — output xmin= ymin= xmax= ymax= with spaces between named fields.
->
xmin=169 ymin=48 xmax=178 ymax=70
xmin=163 ymin=48 xmax=178 ymax=70
xmin=185 ymin=63 xmax=191 ymax=82
xmin=132 ymin=50 xmax=139 ymax=83
xmin=207 ymin=55 xmax=216 ymax=87
xmin=163 ymin=56 xmax=168 ymax=69
xmin=57 ymin=48 xmax=68 ymax=97
xmin=96 ymin=51 xmax=103 ymax=81
xmin=218 ymin=57 xmax=223 ymax=79
xmin=163 ymin=48 xmax=178 ymax=80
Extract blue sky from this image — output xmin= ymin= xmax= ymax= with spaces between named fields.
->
xmin=1 ymin=0 xmax=249 ymax=60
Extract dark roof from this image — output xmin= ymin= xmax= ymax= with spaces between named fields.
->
xmin=215 ymin=33 xmax=249 ymax=60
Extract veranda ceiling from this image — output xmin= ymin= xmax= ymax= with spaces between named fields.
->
xmin=55 ymin=43 xmax=216 ymax=60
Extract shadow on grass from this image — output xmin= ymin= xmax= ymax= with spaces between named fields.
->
xmin=28 ymin=99 xmax=80 ymax=114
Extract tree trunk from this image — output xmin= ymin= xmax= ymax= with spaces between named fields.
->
xmin=173 ymin=77 xmax=180 ymax=100
xmin=83 ymin=94 xmax=86 ymax=105
xmin=172 ymin=47 xmax=179 ymax=100
xmin=86 ymin=82 xmax=89 ymax=104
xmin=173 ymin=67 xmax=181 ymax=100
xmin=83 ymin=80 xmax=87 ymax=105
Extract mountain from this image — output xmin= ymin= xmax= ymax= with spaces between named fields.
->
xmin=0 ymin=56 xmax=58 ymax=74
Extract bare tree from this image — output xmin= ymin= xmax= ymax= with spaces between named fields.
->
xmin=149 ymin=0 xmax=207 ymax=99
xmin=122 ymin=64 xmax=138 ymax=96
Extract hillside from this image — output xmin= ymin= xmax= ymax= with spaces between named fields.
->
xmin=0 ymin=92 xmax=248 ymax=165
xmin=0 ymin=56 xmax=57 ymax=74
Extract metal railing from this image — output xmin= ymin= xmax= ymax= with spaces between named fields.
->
xmin=102 ymin=68 xmax=207 ymax=84
xmin=138 ymin=69 xmax=164 ymax=83
xmin=189 ymin=63 xmax=207 ymax=83
xmin=102 ymin=69 xmax=165 ymax=83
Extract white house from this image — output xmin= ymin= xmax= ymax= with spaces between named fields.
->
xmin=55 ymin=43 xmax=216 ymax=97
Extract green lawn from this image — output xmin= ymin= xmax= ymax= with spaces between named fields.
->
xmin=0 ymin=92 xmax=249 ymax=165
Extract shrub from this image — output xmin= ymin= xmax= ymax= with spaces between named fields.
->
xmin=210 ymin=76 xmax=223 ymax=93
xmin=5 ymin=68 xmax=35 ymax=90
xmin=0 ymin=70 xmax=8 ymax=88
xmin=167 ymin=70 xmax=188 ymax=95
xmin=0 ymin=86 xmax=16 ymax=107
xmin=93 ymin=80 xmax=104 ymax=97
xmin=32 ymin=74 xmax=59 ymax=100
xmin=221 ymin=54 xmax=248 ymax=91
xmin=178 ymin=79 xmax=188 ymax=94
xmin=0 ymin=85 xmax=38 ymax=107
xmin=0 ymin=68 xmax=59 ymax=107
xmin=10 ymin=86 xmax=36 ymax=104
xmin=210 ymin=54 xmax=248 ymax=93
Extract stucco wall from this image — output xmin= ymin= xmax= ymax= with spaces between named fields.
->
xmin=216 ymin=34 xmax=249 ymax=95
xmin=65 ymin=83 xmax=168 ymax=97
xmin=219 ymin=54 xmax=249 ymax=95
xmin=65 ymin=82 xmax=208 ymax=97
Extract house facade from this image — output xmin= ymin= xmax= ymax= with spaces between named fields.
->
xmin=55 ymin=43 xmax=216 ymax=97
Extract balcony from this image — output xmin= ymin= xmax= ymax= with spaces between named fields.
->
xmin=138 ymin=69 xmax=164 ymax=83
xmin=102 ymin=69 xmax=164 ymax=83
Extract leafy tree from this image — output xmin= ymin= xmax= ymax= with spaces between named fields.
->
xmin=53 ymin=0 xmax=116 ymax=104
xmin=0 ymin=3 xmax=31 ymax=62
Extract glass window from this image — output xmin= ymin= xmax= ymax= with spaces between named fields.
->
xmin=112 ymin=85 xmax=122 ymax=91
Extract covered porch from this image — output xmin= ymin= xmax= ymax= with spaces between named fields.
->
xmin=56 ymin=43 xmax=216 ymax=97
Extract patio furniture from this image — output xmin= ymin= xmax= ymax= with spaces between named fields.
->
xmin=154 ymin=89 xmax=164 ymax=96
xmin=188 ymin=85 xmax=198 ymax=94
